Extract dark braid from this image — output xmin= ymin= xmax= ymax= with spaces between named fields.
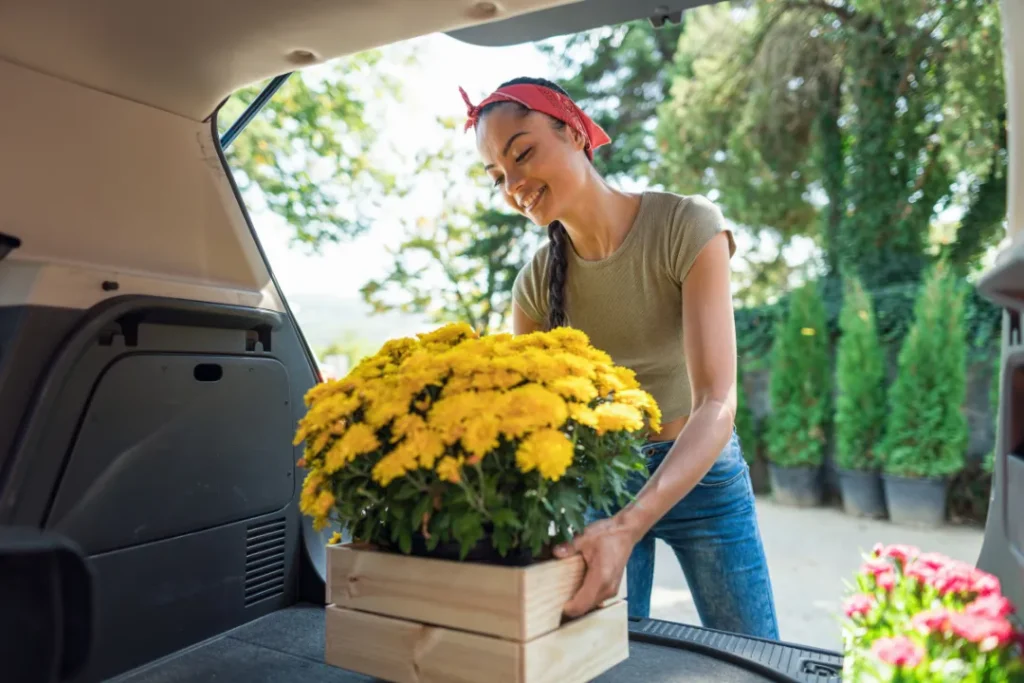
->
xmin=477 ymin=77 xmax=580 ymax=331
xmin=546 ymin=222 xmax=570 ymax=329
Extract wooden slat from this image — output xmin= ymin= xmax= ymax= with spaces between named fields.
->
xmin=327 ymin=544 xmax=596 ymax=641
xmin=524 ymin=600 xmax=630 ymax=683
xmin=324 ymin=601 xmax=629 ymax=683
xmin=325 ymin=605 xmax=520 ymax=683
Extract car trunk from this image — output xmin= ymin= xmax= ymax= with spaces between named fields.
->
xmin=0 ymin=0 xmax=1021 ymax=682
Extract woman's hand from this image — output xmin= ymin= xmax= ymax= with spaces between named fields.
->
xmin=553 ymin=514 xmax=640 ymax=618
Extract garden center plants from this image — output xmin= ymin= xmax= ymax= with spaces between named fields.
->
xmin=766 ymin=281 xmax=832 ymax=506
xmin=881 ymin=263 xmax=968 ymax=527
xmin=835 ymin=275 xmax=888 ymax=518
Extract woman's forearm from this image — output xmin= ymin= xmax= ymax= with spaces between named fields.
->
xmin=616 ymin=397 xmax=736 ymax=542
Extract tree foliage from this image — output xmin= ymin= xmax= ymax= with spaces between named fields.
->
xmin=882 ymin=262 xmax=968 ymax=478
xmin=219 ymin=52 xmax=404 ymax=251
xmin=766 ymin=281 xmax=832 ymax=468
xmin=835 ymin=275 xmax=887 ymax=471
xmin=658 ymin=0 xmax=1006 ymax=287
xmin=539 ymin=19 xmax=685 ymax=180
xmin=359 ymin=119 xmax=538 ymax=334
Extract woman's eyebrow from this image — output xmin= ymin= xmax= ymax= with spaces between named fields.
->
xmin=484 ymin=131 xmax=529 ymax=171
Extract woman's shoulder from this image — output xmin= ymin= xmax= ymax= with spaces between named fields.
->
xmin=639 ymin=190 xmax=734 ymax=281
xmin=640 ymin=190 xmax=725 ymax=231
xmin=513 ymin=241 xmax=553 ymax=322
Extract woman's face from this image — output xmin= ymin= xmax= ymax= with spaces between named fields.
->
xmin=476 ymin=105 xmax=588 ymax=226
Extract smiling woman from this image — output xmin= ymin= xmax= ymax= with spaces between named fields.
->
xmin=461 ymin=77 xmax=780 ymax=638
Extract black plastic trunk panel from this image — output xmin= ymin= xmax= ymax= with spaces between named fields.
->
xmin=47 ymin=354 xmax=295 ymax=554
xmin=113 ymin=605 xmax=842 ymax=683
xmin=0 ymin=298 xmax=321 ymax=683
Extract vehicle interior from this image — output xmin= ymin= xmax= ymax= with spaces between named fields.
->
xmin=0 ymin=0 xmax=1020 ymax=681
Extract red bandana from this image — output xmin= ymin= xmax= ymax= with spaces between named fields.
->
xmin=459 ymin=84 xmax=611 ymax=160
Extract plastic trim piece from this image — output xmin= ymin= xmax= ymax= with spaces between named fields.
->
xmin=628 ymin=617 xmax=843 ymax=683
xmin=447 ymin=0 xmax=702 ymax=47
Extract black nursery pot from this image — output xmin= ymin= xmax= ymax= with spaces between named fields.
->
xmin=882 ymin=474 xmax=948 ymax=528
xmin=836 ymin=468 xmax=888 ymax=519
xmin=379 ymin=527 xmax=546 ymax=567
xmin=768 ymin=464 xmax=824 ymax=507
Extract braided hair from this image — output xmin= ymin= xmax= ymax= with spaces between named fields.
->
xmin=476 ymin=77 xmax=581 ymax=330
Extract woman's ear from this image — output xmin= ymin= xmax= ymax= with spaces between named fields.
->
xmin=569 ymin=126 xmax=588 ymax=152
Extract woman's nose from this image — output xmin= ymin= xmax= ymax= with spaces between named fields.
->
xmin=504 ymin=171 xmax=526 ymax=196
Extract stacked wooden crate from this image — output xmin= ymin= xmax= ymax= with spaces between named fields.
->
xmin=324 ymin=543 xmax=629 ymax=683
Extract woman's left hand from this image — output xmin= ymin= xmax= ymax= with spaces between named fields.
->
xmin=553 ymin=514 xmax=640 ymax=618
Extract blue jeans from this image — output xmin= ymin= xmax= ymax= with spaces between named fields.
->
xmin=589 ymin=432 xmax=779 ymax=639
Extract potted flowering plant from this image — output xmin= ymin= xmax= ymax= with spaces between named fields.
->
xmin=295 ymin=322 xmax=659 ymax=563
xmin=841 ymin=543 xmax=1024 ymax=682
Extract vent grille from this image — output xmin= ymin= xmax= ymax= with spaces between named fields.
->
xmin=244 ymin=517 xmax=287 ymax=606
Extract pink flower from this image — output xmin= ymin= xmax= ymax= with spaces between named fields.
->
xmin=844 ymin=594 xmax=875 ymax=618
xmin=970 ymin=570 xmax=1002 ymax=598
xmin=904 ymin=560 xmax=938 ymax=588
xmin=871 ymin=636 xmax=925 ymax=668
xmin=916 ymin=552 xmax=955 ymax=571
xmin=966 ymin=595 xmax=1015 ymax=620
xmin=933 ymin=563 xmax=976 ymax=596
xmin=949 ymin=612 xmax=1015 ymax=652
xmin=861 ymin=558 xmax=892 ymax=578
xmin=910 ymin=607 xmax=952 ymax=635
xmin=876 ymin=569 xmax=896 ymax=592
xmin=876 ymin=543 xmax=920 ymax=567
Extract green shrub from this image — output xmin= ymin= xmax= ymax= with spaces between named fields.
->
xmin=882 ymin=263 xmax=968 ymax=479
xmin=834 ymin=276 xmax=887 ymax=472
xmin=735 ymin=363 xmax=757 ymax=464
xmin=766 ymin=281 xmax=831 ymax=468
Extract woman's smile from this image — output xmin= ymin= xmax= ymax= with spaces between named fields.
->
xmin=520 ymin=185 xmax=547 ymax=214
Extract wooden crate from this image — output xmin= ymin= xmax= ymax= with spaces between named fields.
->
xmin=325 ymin=600 xmax=629 ymax=683
xmin=326 ymin=542 xmax=625 ymax=641
xmin=324 ymin=543 xmax=630 ymax=683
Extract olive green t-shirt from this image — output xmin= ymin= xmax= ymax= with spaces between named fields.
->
xmin=512 ymin=191 xmax=736 ymax=423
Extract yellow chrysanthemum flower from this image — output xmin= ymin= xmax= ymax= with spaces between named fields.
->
xmin=594 ymin=402 xmax=645 ymax=435
xmin=616 ymin=388 xmax=663 ymax=430
xmin=515 ymin=429 xmax=574 ymax=481
xmin=417 ymin=322 xmax=477 ymax=347
xmin=462 ymin=414 xmax=501 ymax=462
xmin=500 ymin=384 xmax=568 ymax=438
xmin=436 ymin=455 xmax=464 ymax=483
xmin=327 ymin=531 xmax=343 ymax=546
xmin=568 ymin=403 xmax=599 ymax=428
xmin=323 ymin=422 xmax=380 ymax=474
xmin=548 ymin=376 xmax=599 ymax=403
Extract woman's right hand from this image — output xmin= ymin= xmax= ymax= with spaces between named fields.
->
xmin=553 ymin=514 xmax=640 ymax=618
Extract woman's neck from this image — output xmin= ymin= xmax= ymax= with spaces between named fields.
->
xmin=559 ymin=179 xmax=642 ymax=261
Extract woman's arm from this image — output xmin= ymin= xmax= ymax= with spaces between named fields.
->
xmin=617 ymin=230 xmax=737 ymax=535
xmin=512 ymin=301 xmax=544 ymax=335
xmin=555 ymin=230 xmax=738 ymax=617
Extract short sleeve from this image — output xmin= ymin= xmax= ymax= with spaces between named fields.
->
xmin=669 ymin=195 xmax=736 ymax=284
xmin=512 ymin=247 xmax=549 ymax=325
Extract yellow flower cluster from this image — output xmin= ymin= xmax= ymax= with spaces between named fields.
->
xmin=294 ymin=322 xmax=661 ymax=530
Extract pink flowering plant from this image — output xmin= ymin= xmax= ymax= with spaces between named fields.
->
xmin=841 ymin=544 xmax=1024 ymax=681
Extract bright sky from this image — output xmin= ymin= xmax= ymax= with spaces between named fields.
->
xmin=249 ymin=33 xmax=556 ymax=301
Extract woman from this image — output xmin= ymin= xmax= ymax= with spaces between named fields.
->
xmin=460 ymin=77 xmax=779 ymax=640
